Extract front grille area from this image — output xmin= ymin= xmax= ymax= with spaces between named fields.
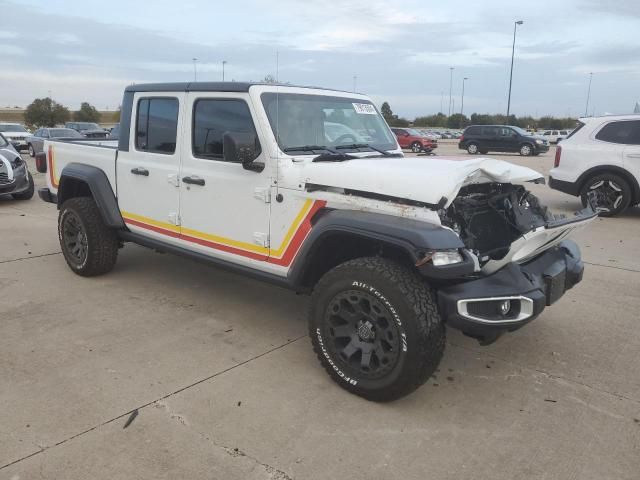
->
xmin=0 ymin=171 xmax=12 ymax=185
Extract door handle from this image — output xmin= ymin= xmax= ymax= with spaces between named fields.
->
xmin=131 ymin=167 xmax=149 ymax=176
xmin=182 ymin=175 xmax=205 ymax=186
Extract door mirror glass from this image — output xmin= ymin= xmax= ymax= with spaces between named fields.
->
xmin=223 ymin=131 xmax=264 ymax=172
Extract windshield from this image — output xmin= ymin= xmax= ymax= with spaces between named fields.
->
xmin=77 ymin=123 xmax=100 ymax=130
xmin=0 ymin=124 xmax=27 ymax=133
xmin=511 ymin=126 xmax=530 ymax=136
xmin=261 ymin=93 xmax=396 ymax=153
xmin=50 ymin=128 xmax=83 ymax=137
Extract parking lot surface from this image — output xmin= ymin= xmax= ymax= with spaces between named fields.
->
xmin=1 ymin=142 xmax=639 ymax=479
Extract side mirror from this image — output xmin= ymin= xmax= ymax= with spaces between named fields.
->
xmin=223 ymin=131 xmax=263 ymax=172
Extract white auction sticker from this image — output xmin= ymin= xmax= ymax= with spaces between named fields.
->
xmin=352 ymin=103 xmax=377 ymax=115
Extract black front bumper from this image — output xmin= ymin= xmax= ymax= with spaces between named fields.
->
xmin=549 ymin=176 xmax=580 ymax=196
xmin=438 ymin=240 xmax=583 ymax=344
xmin=0 ymin=165 xmax=29 ymax=194
xmin=534 ymin=143 xmax=550 ymax=153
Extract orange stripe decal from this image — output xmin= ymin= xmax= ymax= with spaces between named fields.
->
xmin=48 ymin=145 xmax=59 ymax=188
xmin=121 ymin=199 xmax=326 ymax=267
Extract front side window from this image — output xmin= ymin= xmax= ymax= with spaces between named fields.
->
xmin=135 ymin=97 xmax=179 ymax=154
xmin=595 ymin=120 xmax=640 ymax=145
xmin=261 ymin=92 xmax=396 ymax=153
xmin=0 ymin=133 xmax=8 ymax=147
xmin=192 ymin=99 xmax=260 ymax=160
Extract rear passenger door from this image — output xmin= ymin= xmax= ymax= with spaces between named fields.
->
xmin=116 ymin=93 xmax=185 ymax=246
xmin=482 ymin=126 xmax=499 ymax=150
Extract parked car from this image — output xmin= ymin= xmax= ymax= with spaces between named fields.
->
xmin=549 ymin=115 xmax=640 ymax=216
xmin=0 ymin=133 xmax=34 ymax=199
xmin=0 ymin=123 xmax=31 ymax=151
xmin=459 ymin=125 xmax=549 ymax=156
xmin=391 ymin=128 xmax=437 ymax=153
xmin=36 ymin=82 xmax=595 ymax=401
xmin=540 ymin=129 xmax=570 ymax=144
xmin=65 ymin=122 xmax=109 ymax=139
xmin=26 ymin=128 xmax=83 ymax=156
xmin=109 ymin=123 xmax=120 ymax=140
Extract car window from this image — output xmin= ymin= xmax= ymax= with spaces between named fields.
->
xmin=465 ymin=126 xmax=480 ymax=135
xmin=0 ymin=124 xmax=27 ymax=132
xmin=192 ymin=98 xmax=260 ymax=161
xmin=595 ymin=120 xmax=640 ymax=145
xmin=0 ymin=133 xmax=8 ymax=147
xmin=560 ymin=131 xmax=568 ymax=135
xmin=481 ymin=126 xmax=498 ymax=136
xmin=135 ymin=97 xmax=179 ymax=154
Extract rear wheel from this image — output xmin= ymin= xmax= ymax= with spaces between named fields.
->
xmin=410 ymin=142 xmax=423 ymax=153
xmin=467 ymin=143 xmax=479 ymax=154
xmin=519 ymin=143 xmax=533 ymax=156
xmin=58 ymin=197 xmax=119 ymax=276
xmin=309 ymin=257 xmax=445 ymax=402
xmin=580 ymin=173 xmax=631 ymax=217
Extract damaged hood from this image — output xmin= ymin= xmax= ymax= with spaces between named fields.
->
xmin=299 ymin=156 xmax=544 ymax=207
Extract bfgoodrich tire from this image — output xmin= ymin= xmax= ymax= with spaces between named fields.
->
xmin=58 ymin=197 xmax=119 ymax=276
xmin=309 ymin=257 xmax=445 ymax=402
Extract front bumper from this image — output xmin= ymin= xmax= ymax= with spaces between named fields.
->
xmin=534 ymin=143 xmax=550 ymax=153
xmin=0 ymin=164 xmax=29 ymax=194
xmin=9 ymin=139 xmax=28 ymax=150
xmin=549 ymin=176 xmax=580 ymax=196
xmin=438 ymin=240 xmax=583 ymax=344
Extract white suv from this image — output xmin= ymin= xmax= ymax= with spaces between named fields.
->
xmin=539 ymin=129 xmax=570 ymax=144
xmin=549 ymin=115 xmax=640 ymax=216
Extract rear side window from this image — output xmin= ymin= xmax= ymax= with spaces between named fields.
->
xmin=192 ymin=99 xmax=260 ymax=160
xmin=136 ymin=98 xmax=179 ymax=154
xmin=465 ymin=126 xmax=481 ymax=135
xmin=481 ymin=126 xmax=498 ymax=136
xmin=595 ymin=120 xmax=640 ymax=145
xmin=566 ymin=122 xmax=584 ymax=139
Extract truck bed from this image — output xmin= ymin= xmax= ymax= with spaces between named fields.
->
xmin=44 ymin=139 xmax=119 ymax=195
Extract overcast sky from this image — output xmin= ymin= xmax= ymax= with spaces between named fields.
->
xmin=1 ymin=0 xmax=638 ymax=118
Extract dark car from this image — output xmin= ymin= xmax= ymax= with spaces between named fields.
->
xmin=459 ymin=125 xmax=549 ymax=156
xmin=391 ymin=128 xmax=437 ymax=153
xmin=109 ymin=123 xmax=120 ymax=140
xmin=26 ymin=127 xmax=83 ymax=157
xmin=65 ymin=122 xmax=109 ymax=139
xmin=0 ymin=133 xmax=34 ymax=200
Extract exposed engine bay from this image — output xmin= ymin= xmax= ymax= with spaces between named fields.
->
xmin=439 ymin=183 xmax=563 ymax=265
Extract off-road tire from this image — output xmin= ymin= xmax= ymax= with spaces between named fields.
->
xmin=11 ymin=172 xmax=35 ymax=200
xmin=309 ymin=257 xmax=445 ymax=402
xmin=58 ymin=197 xmax=119 ymax=276
xmin=410 ymin=142 xmax=422 ymax=153
xmin=519 ymin=143 xmax=533 ymax=156
xmin=580 ymin=173 xmax=631 ymax=217
xmin=467 ymin=143 xmax=479 ymax=154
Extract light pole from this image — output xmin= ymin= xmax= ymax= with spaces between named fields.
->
xmin=460 ymin=77 xmax=468 ymax=116
xmin=448 ymin=67 xmax=454 ymax=117
xmin=506 ymin=20 xmax=524 ymax=121
xmin=192 ymin=58 xmax=198 ymax=81
xmin=440 ymin=91 xmax=444 ymax=114
xmin=584 ymin=72 xmax=593 ymax=117
xmin=222 ymin=60 xmax=227 ymax=82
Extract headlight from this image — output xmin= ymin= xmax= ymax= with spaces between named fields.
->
xmin=431 ymin=250 xmax=464 ymax=266
xmin=535 ymin=139 xmax=543 ymax=144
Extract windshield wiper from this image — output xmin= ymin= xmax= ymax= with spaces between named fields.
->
xmin=283 ymin=145 xmax=337 ymax=153
xmin=334 ymin=143 xmax=395 ymax=156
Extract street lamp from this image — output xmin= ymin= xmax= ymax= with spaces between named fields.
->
xmin=192 ymin=58 xmax=198 ymax=81
xmin=584 ymin=72 xmax=593 ymax=117
xmin=461 ymin=77 xmax=468 ymax=116
xmin=448 ymin=67 xmax=454 ymax=117
xmin=222 ymin=60 xmax=227 ymax=82
xmin=506 ymin=20 xmax=524 ymax=121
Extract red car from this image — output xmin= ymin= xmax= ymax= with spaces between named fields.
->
xmin=391 ymin=128 xmax=438 ymax=153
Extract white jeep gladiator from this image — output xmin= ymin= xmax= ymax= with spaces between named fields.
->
xmin=36 ymin=82 xmax=596 ymax=401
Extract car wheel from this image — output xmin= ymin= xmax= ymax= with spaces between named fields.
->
xmin=11 ymin=172 xmax=35 ymax=200
xmin=28 ymin=144 xmax=35 ymax=157
xmin=58 ymin=197 xmax=119 ymax=276
xmin=309 ymin=257 xmax=445 ymax=402
xmin=519 ymin=143 xmax=533 ymax=156
xmin=410 ymin=142 xmax=423 ymax=153
xmin=467 ymin=143 xmax=479 ymax=154
xmin=580 ymin=173 xmax=631 ymax=217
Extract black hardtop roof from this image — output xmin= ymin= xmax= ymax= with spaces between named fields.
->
xmin=124 ymin=82 xmax=352 ymax=94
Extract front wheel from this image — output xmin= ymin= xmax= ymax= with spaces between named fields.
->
xmin=410 ymin=142 xmax=423 ymax=153
xmin=580 ymin=173 xmax=631 ymax=217
xmin=519 ymin=143 xmax=533 ymax=156
xmin=58 ymin=197 xmax=119 ymax=276
xmin=309 ymin=257 xmax=445 ymax=402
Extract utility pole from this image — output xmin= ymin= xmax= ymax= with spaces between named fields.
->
xmin=448 ymin=67 xmax=454 ymax=117
xmin=584 ymin=72 xmax=593 ymax=117
xmin=506 ymin=20 xmax=524 ymax=121
xmin=461 ymin=77 xmax=468 ymax=116
xmin=192 ymin=58 xmax=198 ymax=81
xmin=222 ymin=60 xmax=227 ymax=82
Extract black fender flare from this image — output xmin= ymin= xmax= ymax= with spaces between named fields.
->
xmin=575 ymin=165 xmax=640 ymax=203
xmin=287 ymin=209 xmax=466 ymax=289
xmin=57 ymin=163 xmax=125 ymax=228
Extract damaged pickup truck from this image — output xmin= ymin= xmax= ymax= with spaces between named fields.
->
xmin=36 ymin=82 xmax=596 ymax=401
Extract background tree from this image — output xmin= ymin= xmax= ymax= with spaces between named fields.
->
xmin=380 ymin=102 xmax=393 ymax=122
xmin=74 ymin=102 xmax=101 ymax=123
xmin=24 ymin=98 xmax=70 ymax=127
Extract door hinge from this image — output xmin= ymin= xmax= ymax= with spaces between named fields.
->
xmin=254 ymin=187 xmax=271 ymax=203
xmin=253 ymin=232 xmax=270 ymax=248
xmin=168 ymin=173 xmax=180 ymax=187
xmin=168 ymin=213 xmax=181 ymax=226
